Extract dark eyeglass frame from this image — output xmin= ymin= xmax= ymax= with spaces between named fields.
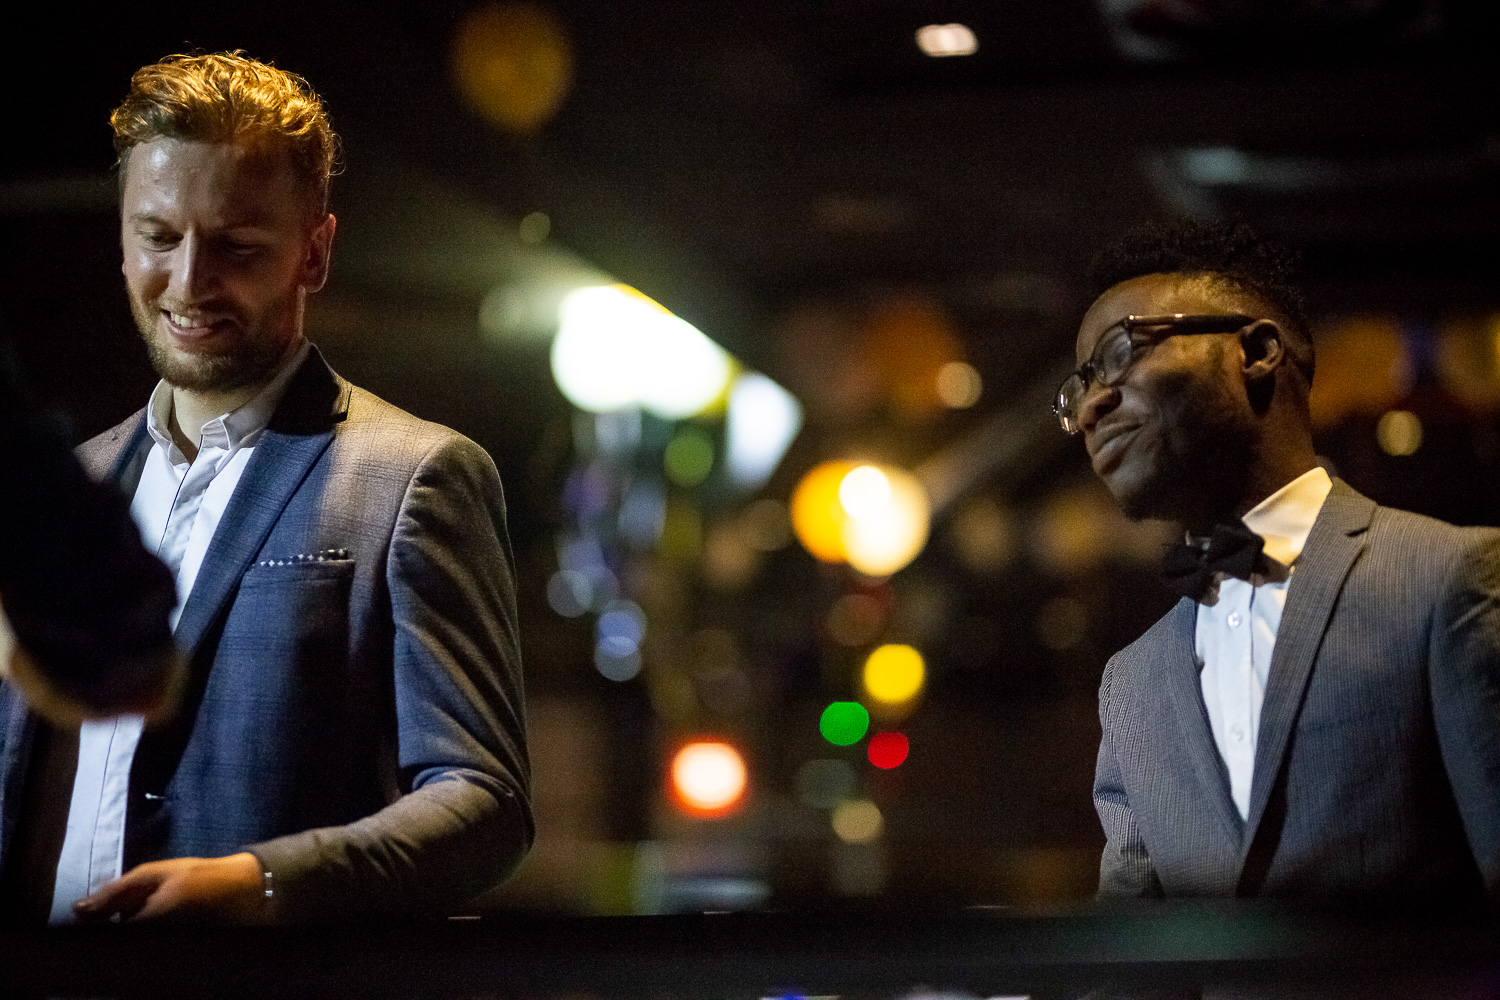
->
xmin=1053 ymin=313 xmax=1254 ymax=435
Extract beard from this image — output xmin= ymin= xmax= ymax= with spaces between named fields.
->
xmin=131 ymin=294 xmax=295 ymax=395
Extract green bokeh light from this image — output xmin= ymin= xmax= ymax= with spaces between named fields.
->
xmin=819 ymin=701 xmax=870 ymax=746
xmin=664 ymin=428 xmax=715 ymax=487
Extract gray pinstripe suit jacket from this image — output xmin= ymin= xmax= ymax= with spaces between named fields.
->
xmin=1094 ymin=479 xmax=1500 ymax=900
xmin=0 ymin=347 xmax=532 ymax=920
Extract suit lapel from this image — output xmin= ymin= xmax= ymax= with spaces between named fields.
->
xmin=1161 ymin=597 xmax=1245 ymax=845
xmin=170 ymin=349 xmax=350 ymax=658
xmin=1240 ymin=479 xmax=1373 ymax=860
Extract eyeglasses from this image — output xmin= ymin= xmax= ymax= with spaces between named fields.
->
xmin=1053 ymin=313 xmax=1254 ymax=434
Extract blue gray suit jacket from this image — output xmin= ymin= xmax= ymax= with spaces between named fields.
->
xmin=0 ymin=348 xmax=532 ymax=920
xmin=1095 ymin=479 xmax=1500 ymax=901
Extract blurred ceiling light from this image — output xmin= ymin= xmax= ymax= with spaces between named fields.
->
xmin=862 ymin=644 xmax=925 ymax=706
xmin=935 ymin=362 xmax=982 ymax=409
xmin=727 ymin=373 xmax=803 ymax=490
xmin=552 ymin=285 xmax=734 ymax=418
xmin=915 ymin=23 xmax=978 ymax=57
xmin=671 ymin=741 xmax=748 ymax=817
xmin=452 ymin=3 xmax=573 ymax=136
xmin=791 ymin=461 xmax=931 ymax=576
xmin=832 ymin=799 xmax=883 ymax=844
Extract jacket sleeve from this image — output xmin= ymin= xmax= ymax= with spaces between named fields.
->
xmin=249 ymin=433 xmax=532 ymax=921
xmin=1095 ymin=655 xmax=1164 ymax=899
xmin=1428 ymin=530 xmax=1500 ymax=899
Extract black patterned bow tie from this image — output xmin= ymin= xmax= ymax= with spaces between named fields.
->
xmin=1161 ymin=521 xmax=1267 ymax=601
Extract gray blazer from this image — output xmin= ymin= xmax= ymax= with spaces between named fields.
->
xmin=1095 ymin=479 xmax=1500 ymax=900
xmin=0 ymin=348 xmax=531 ymax=920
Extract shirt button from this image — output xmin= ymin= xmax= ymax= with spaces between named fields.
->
xmin=1229 ymin=726 xmax=1245 ymax=741
xmin=1227 ymin=612 xmax=1242 ymax=627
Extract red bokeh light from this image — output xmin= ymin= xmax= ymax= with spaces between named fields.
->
xmin=867 ymin=732 xmax=909 ymax=769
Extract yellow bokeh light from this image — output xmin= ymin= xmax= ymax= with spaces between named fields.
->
xmin=451 ymin=3 xmax=573 ymax=136
xmin=863 ymin=643 xmax=925 ymax=705
xmin=791 ymin=461 xmax=857 ymax=562
xmin=832 ymin=799 xmax=883 ymax=844
xmin=671 ymin=741 xmax=747 ymax=816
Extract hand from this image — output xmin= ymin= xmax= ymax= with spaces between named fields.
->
xmin=73 ymin=852 xmax=270 ymax=924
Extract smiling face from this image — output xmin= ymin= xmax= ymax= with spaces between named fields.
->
xmin=1074 ymin=272 xmax=1259 ymax=525
xmin=120 ymin=138 xmax=334 ymax=396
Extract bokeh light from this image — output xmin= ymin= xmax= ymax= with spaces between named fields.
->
xmin=451 ymin=3 xmax=573 ymax=136
xmin=551 ymin=285 xmax=734 ymax=418
xmin=517 ymin=210 xmax=551 ymax=244
xmin=664 ymin=427 xmax=715 ymax=486
xmin=862 ymin=296 xmax=964 ymax=418
xmin=796 ymin=758 xmax=857 ymax=809
xmin=838 ymin=465 xmax=892 ymax=520
xmin=840 ymin=465 xmax=930 ymax=577
xmin=791 ymin=461 xmax=931 ymax=575
xmin=671 ymin=741 xmax=748 ymax=816
xmin=596 ymin=599 xmax=646 ymax=681
xmin=862 ymin=644 xmax=925 ymax=705
xmin=935 ymin=361 xmax=982 ymax=408
xmin=545 ymin=569 xmax=591 ymax=617
xmin=916 ymin=23 xmax=978 ymax=57
xmin=867 ymin=732 xmax=909 ymax=770
xmin=790 ymin=460 xmax=858 ymax=562
xmin=832 ymin=799 xmax=884 ymax=843
xmin=726 ymin=373 xmax=803 ymax=490
xmin=1376 ymin=409 xmax=1423 ymax=456
xmin=820 ymin=701 xmax=871 ymax=746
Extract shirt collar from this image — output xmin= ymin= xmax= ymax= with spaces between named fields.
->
xmin=143 ymin=339 xmax=311 ymax=463
xmin=1241 ymin=465 xmax=1333 ymax=567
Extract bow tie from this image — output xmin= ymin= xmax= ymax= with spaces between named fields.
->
xmin=1161 ymin=521 xmax=1267 ymax=601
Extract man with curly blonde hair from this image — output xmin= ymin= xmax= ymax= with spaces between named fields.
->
xmin=0 ymin=52 xmax=531 ymax=924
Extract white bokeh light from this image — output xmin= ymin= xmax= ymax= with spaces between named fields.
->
xmin=726 ymin=373 xmax=802 ymax=489
xmin=551 ymin=285 xmax=733 ymax=418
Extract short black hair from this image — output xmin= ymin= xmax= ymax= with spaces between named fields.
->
xmin=1088 ymin=218 xmax=1313 ymax=382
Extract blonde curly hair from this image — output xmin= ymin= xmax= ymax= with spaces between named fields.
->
xmin=111 ymin=51 xmax=340 ymax=220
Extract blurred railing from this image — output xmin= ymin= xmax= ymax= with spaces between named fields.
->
xmin=2 ymin=902 xmax=1498 ymax=999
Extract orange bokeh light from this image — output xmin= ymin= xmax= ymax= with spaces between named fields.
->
xmin=671 ymin=741 xmax=748 ymax=817
xmin=790 ymin=460 xmax=857 ymax=562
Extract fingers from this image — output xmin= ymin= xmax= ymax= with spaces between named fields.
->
xmin=74 ymin=854 xmax=267 ymax=924
xmin=73 ymin=862 xmax=172 ymax=922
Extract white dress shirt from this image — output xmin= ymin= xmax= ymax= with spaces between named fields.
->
xmin=1195 ymin=465 xmax=1333 ymax=822
xmin=48 ymin=340 xmax=308 ymax=923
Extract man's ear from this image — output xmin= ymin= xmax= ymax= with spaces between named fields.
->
xmin=1240 ymin=320 xmax=1286 ymax=381
xmin=301 ymin=213 xmax=337 ymax=293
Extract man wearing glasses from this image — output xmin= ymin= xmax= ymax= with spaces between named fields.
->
xmin=1067 ymin=220 xmax=1500 ymax=900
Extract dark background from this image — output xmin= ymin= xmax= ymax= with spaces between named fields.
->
xmin=4 ymin=0 xmax=1499 ymax=913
